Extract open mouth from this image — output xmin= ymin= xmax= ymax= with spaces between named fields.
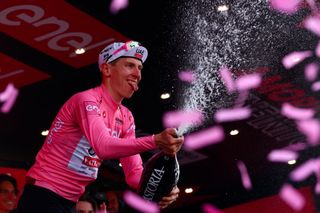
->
xmin=128 ymin=80 xmax=139 ymax=91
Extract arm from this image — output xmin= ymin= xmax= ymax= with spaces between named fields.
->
xmin=73 ymin=93 xmax=183 ymax=159
xmin=120 ymin=115 xmax=144 ymax=190
xmin=120 ymin=154 xmax=143 ymax=190
xmin=73 ymin=93 xmax=156 ymax=159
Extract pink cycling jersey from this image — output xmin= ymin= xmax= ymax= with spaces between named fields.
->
xmin=26 ymin=84 xmax=156 ymax=202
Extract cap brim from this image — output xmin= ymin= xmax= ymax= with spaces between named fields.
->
xmin=108 ymin=46 xmax=148 ymax=64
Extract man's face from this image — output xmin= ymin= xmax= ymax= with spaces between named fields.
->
xmin=0 ymin=181 xmax=17 ymax=212
xmin=107 ymin=57 xmax=143 ymax=101
xmin=76 ymin=201 xmax=94 ymax=213
xmin=105 ymin=191 xmax=119 ymax=213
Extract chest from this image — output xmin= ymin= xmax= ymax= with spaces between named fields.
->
xmin=100 ymin=105 xmax=125 ymax=138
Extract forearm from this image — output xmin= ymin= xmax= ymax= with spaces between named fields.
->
xmin=92 ymin=131 xmax=156 ymax=159
xmin=120 ymin=154 xmax=143 ymax=190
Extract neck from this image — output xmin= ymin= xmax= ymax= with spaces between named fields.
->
xmin=102 ymin=80 xmax=123 ymax=104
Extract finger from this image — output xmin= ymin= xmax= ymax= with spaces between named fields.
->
xmin=161 ymin=145 xmax=177 ymax=156
xmin=159 ymin=203 xmax=169 ymax=209
xmin=159 ymin=199 xmax=174 ymax=206
xmin=161 ymin=193 xmax=178 ymax=202
xmin=172 ymin=186 xmax=180 ymax=193
xmin=167 ymin=128 xmax=178 ymax=136
xmin=174 ymin=137 xmax=184 ymax=145
xmin=167 ymin=138 xmax=183 ymax=148
xmin=159 ymin=198 xmax=177 ymax=208
xmin=160 ymin=196 xmax=173 ymax=202
xmin=168 ymin=187 xmax=179 ymax=196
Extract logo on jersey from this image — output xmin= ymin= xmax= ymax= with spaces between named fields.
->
xmin=126 ymin=123 xmax=135 ymax=134
xmin=47 ymin=117 xmax=64 ymax=144
xmin=84 ymin=101 xmax=100 ymax=115
xmin=115 ymin=118 xmax=123 ymax=125
xmin=83 ymin=156 xmax=101 ymax=168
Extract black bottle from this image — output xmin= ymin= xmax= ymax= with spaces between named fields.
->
xmin=138 ymin=151 xmax=180 ymax=202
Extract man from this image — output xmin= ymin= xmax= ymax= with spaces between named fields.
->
xmin=0 ymin=174 xmax=18 ymax=213
xmin=16 ymin=41 xmax=183 ymax=212
xmin=104 ymin=191 xmax=120 ymax=213
xmin=76 ymin=193 xmax=99 ymax=213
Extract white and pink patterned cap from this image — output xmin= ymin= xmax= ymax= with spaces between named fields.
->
xmin=98 ymin=41 xmax=148 ymax=67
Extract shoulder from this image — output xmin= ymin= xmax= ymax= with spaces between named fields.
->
xmin=120 ymin=105 xmax=133 ymax=116
xmin=120 ymin=105 xmax=135 ymax=123
xmin=61 ymin=87 xmax=102 ymax=114
xmin=70 ymin=87 xmax=101 ymax=103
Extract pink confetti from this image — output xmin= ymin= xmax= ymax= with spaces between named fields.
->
xmin=219 ymin=67 xmax=235 ymax=93
xmin=296 ymin=119 xmax=320 ymax=145
xmin=109 ymin=0 xmax=129 ymax=15
xmin=316 ymin=182 xmax=320 ymax=194
xmin=316 ymin=41 xmax=320 ymax=58
xmin=234 ymin=91 xmax=249 ymax=108
xmin=282 ymin=50 xmax=313 ymax=69
xmin=306 ymin=0 xmax=318 ymax=12
xmin=315 ymin=169 xmax=320 ymax=194
xmin=184 ymin=126 xmax=224 ymax=150
xmin=281 ymin=103 xmax=314 ymax=120
xmin=237 ymin=161 xmax=252 ymax=190
xmin=279 ymin=184 xmax=305 ymax=211
xmin=0 ymin=83 xmax=19 ymax=113
xmin=163 ymin=110 xmax=204 ymax=128
xmin=267 ymin=149 xmax=298 ymax=162
xmin=283 ymin=142 xmax=307 ymax=151
xmin=304 ymin=62 xmax=319 ymax=81
xmin=214 ymin=107 xmax=251 ymax=123
xmin=311 ymin=81 xmax=320 ymax=91
xmin=289 ymin=159 xmax=319 ymax=181
xmin=269 ymin=0 xmax=302 ymax=14
xmin=0 ymin=83 xmax=15 ymax=101
xmin=178 ymin=71 xmax=195 ymax=83
xmin=123 ymin=190 xmax=159 ymax=213
xmin=304 ymin=15 xmax=320 ymax=37
xmin=201 ymin=203 xmax=223 ymax=213
xmin=235 ymin=74 xmax=262 ymax=91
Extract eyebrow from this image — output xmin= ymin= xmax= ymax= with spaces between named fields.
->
xmin=0 ymin=189 xmax=18 ymax=194
xmin=125 ymin=61 xmax=143 ymax=70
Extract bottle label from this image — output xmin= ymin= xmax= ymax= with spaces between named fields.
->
xmin=142 ymin=166 xmax=165 ymax=201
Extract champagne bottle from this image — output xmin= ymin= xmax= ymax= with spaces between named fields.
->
xmin=138 ymin=151 xmax=180 ymax=202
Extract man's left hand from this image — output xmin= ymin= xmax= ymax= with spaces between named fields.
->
xmin=158 ymin=186 xmax=179 ymax=209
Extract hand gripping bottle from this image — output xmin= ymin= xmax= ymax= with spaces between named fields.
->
xmin=138 ymin=151 xmax=180 ymax=202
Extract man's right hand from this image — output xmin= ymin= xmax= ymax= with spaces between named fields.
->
xmin=154 ymin=128 xmax=184 ymax=156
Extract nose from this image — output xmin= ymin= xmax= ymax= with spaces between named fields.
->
xmin=8 ymin=193 xmax=17 ymax=199
xmin=133 ymin=67 xmax=141 ymax=82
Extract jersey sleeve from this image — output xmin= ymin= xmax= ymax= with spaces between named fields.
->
xmin=120 ymin=155 xmax=143 ymax=190
xmin=72 ymin=93 xmax=157 ymax=160
xmin=119 ymin=111 xmax=144 ymax=190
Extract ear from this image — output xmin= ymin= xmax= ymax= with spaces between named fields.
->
xmin=100 ymin=63 xmax=111 ymax=77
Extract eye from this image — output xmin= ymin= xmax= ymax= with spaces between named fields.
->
xmin=125 ymin=63 xmax=134 ymax=69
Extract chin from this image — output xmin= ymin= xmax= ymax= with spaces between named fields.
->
xmin=124 ymin=93 xmax=134 ymax=99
